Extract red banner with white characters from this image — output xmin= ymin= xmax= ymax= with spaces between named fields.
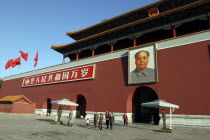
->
xmin=22 ymin=64 xmax=96 ymax=87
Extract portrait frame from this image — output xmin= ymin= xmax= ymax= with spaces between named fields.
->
xmin=128 ymin=44 xmax=158 ymax=85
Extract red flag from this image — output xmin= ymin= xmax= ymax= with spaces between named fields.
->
xmin=19 ymin=51 xmax=29 ymax=61
xmin=12 ymin=57 xmax=21 ymax=68
xmin=5 ymin=59 xmax=14 ymax=69
xmin=34 ymin=51 xmax=38 ymax=67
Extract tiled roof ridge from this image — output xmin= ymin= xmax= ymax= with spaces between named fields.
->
xmin=66 ymin=0 xmax=164 ymax=35
xmin=0 ymin=95 xmax=34 ymax=103
xmin=52 ymin=0 xmax=207 ymax=50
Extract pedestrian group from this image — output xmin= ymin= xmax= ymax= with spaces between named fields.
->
xmin=92 ymin=111 xmax=128 ymax=131
xmin=62 ymin=107 xmax=167 ymax=130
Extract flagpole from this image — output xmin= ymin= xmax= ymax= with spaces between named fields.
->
xmin=24 ymin=50 xmax=29 ymax=74
xmin=26 ymin=50 xmax=29 ymax=64
xmin=34 ymin=50 xmax=38 ymax=67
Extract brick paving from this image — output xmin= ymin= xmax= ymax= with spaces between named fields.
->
xmin=0 ymin=113 xmax=210 ymax=140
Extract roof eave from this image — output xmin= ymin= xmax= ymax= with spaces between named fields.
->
xmin=66 ymin=0 xmax=163 ymax=36
xmin=52 ymin=0 xmax=208 ymax=52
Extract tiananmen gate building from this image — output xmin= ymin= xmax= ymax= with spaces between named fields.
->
xmin=0 ymin=0 xmax=210 ymax=127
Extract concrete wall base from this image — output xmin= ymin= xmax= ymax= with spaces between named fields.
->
xmin=166 ymin=114 xmax=210 ymax=127
xmin=35 ymin=109 xmax=210 ymax=127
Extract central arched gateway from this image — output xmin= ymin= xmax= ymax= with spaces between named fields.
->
xmin=76 ymin=94 xmax=86 ymax=118
xmin=132 ymin=86 xmax=159 ymax=124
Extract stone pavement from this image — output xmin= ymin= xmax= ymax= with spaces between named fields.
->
xmin=0 ymin=113 xmax=210 ymax=140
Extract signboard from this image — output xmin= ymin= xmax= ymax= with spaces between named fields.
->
xmin=22 ymin=64 xmax=96 ymax=87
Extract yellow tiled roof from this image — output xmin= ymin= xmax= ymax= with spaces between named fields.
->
xmin=0 ymin=95 xmax=23 ymax=102
xmin=0 ymin=95 xmax=33 ymax=103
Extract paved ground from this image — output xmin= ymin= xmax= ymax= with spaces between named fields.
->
xmin=0 ymin=113 xmax=210 ymax=140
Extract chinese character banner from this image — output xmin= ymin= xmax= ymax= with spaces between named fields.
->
xmin=22 ymin=64 xmax=96 ymax=87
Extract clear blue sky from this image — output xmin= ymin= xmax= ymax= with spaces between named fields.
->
xmin=0 ymin=0 xmax=159 ymax=79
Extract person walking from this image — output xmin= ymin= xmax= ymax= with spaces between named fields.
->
xmin=98 ymin=113 xmax=103 ymax=131
xmin=93 ymin=111 xmax=99 ymax=128
xmin=149 ymin=112 xmax=154 ymax=125
xmin=86 ymin=118 xmax=90 ymax=127
xmin=57 ymin=106 xmax=62 ymax=122
xmin=67 ymin=110 xmax=74 ymax=127
xmin=109 ymin=112 xmax=115 ymax=130
xmin=122 ymin=113 xmax=128 ymax=125
xmin=105 ymin=111 xmax=111 ymax=129
xmin=162 ymin=109 xmax=166 ymax=128
xmin=67 ymin=110 xmax=72 ymax=126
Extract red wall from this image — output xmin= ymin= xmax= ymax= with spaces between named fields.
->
xmin=0 ymin=103 xmax=36 ymax=114
xmin=156 ymin=40 xmax=210 ymax=115
xmin=11 ymin=103 xmax=36 ymax=114
xmin=0 ymin=40 xmax=210 ymax=115
xmin=0 ymin=104 xmax=12 ymax=113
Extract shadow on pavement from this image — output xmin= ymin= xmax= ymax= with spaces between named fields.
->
xmin=70 ymin=121 xmax=159 ymax=132
xmin=113 ymin=123 xmax=158 ymax=131
xmin=153 ymin=130 xmax=162 ymax=132
xmin=75 ymin=124 xmax=99 ymax=131
xmin=36 ymin=119 xmax=54 ymax=122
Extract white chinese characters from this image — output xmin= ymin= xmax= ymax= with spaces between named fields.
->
xmin=22 ymin=65 xmax=95 ymax=87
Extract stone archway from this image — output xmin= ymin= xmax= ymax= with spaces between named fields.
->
xmin=132 ymin=86 xmax=159 ymax=124
xmin=46 ymin=98 xmax=52 ymax=116
xmin=76 ymin=94 xmax=86 ymax=118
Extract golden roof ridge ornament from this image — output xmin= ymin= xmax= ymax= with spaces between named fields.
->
xmin=148 ymin=7 xmax=159 ymax=17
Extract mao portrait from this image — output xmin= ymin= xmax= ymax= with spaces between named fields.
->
xmin=128 ymin=45 xmax=158 ymax=85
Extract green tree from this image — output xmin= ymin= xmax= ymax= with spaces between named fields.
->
xmin=0 ymin=78 xmax=3 ymax=87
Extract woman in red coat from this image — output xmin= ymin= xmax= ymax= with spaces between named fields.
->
xmin=105 ymin=111 xmax=111 ymax=129
xmin=122 ymin=113 xmax=128 ymax=125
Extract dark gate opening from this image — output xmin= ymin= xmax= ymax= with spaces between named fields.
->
xmin=133 ymin=86 xmax=160 ymax=125
xmin=47 ymin=98 xmax=52 ymax=116
xmin=76 ymin=95 xmax=86 ymax=118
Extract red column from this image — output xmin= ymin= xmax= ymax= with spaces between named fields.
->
xmin=110 ymin=44 xmax=114 ymax=52
xmin=92 ymin=49 xmax=95 ymax=56
xmin=133 ymin=38 xmax=137 ymax=46
xmin=62 ymin=56 xmax=65 ymax=64
xmin=76 ymin=53 xmax=79 ymax=60
xmin=172 ymin=27 xmax=177 ymax=37
xmin=208 ymin=16 xmax=210 ymax=28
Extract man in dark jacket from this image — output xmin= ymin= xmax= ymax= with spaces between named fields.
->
xmin=98 ymin=113 xmax=103 ymax=131
xmin=94 ymin=111 xmax=99 ymax=128
xmin=109 ymin=112 xmax=115 ymax=130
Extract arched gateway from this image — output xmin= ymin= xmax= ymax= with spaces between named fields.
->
xmin=46 ymin=98 xmax=52 ymax=116
xmin=132 ymin=86 xmax=159 ymax=124
xmin=76 ymin=94 xmax=86 ymax=118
